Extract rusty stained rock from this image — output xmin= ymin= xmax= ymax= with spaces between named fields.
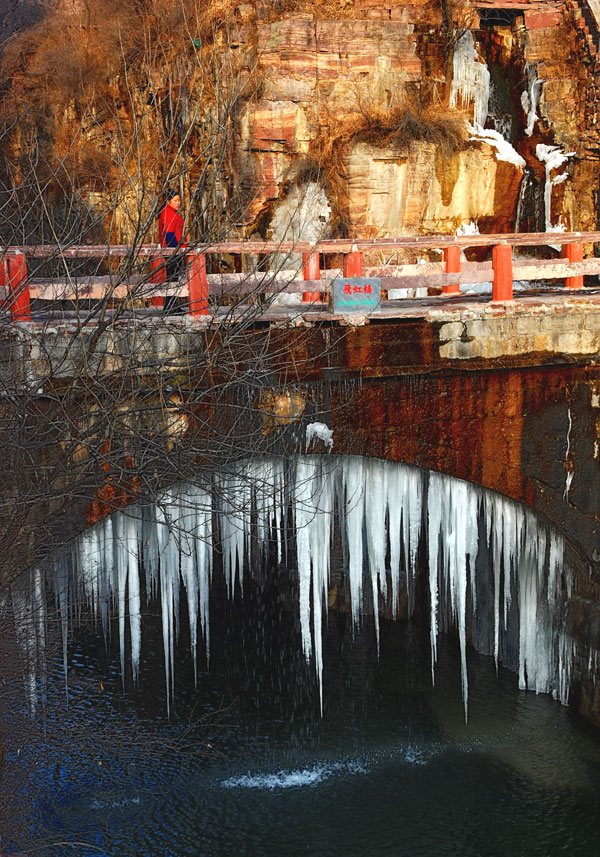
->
xmin=259 ymin=388 xmax=306 ymax=432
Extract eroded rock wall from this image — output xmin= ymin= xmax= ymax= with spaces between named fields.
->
xmin=3 ymin=0 xmax=600 ymax=245
xmin=232 ymin=0 xmax=600 ymax=244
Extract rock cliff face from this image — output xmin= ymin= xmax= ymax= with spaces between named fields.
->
xmin=235 ymin=1 xmax=600 ymax=246
xmin=2 ymin=0 xmax=600 ymax=247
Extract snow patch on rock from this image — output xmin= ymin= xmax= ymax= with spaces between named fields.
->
xmin=469 ymin=123 xmax=525 ymax=168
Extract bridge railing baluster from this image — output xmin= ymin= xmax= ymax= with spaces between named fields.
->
xmin=443 ymin=246 xmax=461 ymax=295
xmin=302 ymin=251 xmax=322 ymax=304
xmin=6 ymin=252 xmax=31 ymax=322
xmin=343 ymin=246 xmax=363 ymax=277
xmin=561 ymin=241 xmax=584 ymax=290
xmin=187 ymin=252 xmax=209 ymax=317
xmin=149 ymin=253 xmax=166 ymax=308
xmin=492 ymin=244 xmax=513 ymax=302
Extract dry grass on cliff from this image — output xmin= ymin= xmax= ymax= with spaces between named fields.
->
xmin=358 ymin=105 xmax=468 ymax=154
xmin=302 ymin=103 xmax=468 ymax=236
xmin=316 ymin=105 xmax=468 ymax=165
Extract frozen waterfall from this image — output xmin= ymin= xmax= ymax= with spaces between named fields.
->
xmin=12 ymin=456 xmax=574 ymax=719
xmin=449 ymin=31 xmax=490 ymax=128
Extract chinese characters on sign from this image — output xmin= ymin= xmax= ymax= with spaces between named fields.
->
xmin=332 ymin=277 xmax=381 ymax=314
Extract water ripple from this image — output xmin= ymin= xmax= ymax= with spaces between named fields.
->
xmin=219 ymin=759 xmax=367 ymax=790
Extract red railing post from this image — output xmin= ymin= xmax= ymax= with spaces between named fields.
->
xmin=492 ymin=243 xmax=513 ymax=302
xmin=443 ymin=245 xmax=461 ymax=294
xmin=561 ymin=242 xmax=584 ymax=290
xmin=7 ymin=253 xmax=31 ymax=321
xmin=302 ymin=251 xmax=321 ymax=303
xmin=343 ymin=246 xmax=363 ymax=277
xmin=186 ymin=252 xmax=209 ymax=317
xmin=149 ymin=254 xmax=165 ymax=307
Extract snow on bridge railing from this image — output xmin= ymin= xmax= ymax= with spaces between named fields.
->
xmin=2 ymin=231 xmax=600 ymax=323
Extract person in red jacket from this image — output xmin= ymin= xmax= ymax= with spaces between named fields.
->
xmin=157 ymin=189 xmax=187 ymax=311
xmin=158 ymin=190 xmax=187 ymax=254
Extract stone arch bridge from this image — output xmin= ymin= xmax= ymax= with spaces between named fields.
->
xmin=4 ymin=230 xmax=600 ymax=722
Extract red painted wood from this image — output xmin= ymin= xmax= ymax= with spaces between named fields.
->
xmin=343 ymin=250 xmax=363 ymax=277
xmin=7 ymin=253 xmax=31 ymax=321
xmin=492 ymin=244 xmax=513 ymax=302
xmin=302 ymin=252 xmax=322 ymax=303
xmin=561 ymin=242 xmax=584 ymax=290
xmin=443 ymin=246 xmax=461 ymax=294
xmin=187 ymin=253 xmax=209 ymax=317
xmin=149 ymin=256 xmax=166 ymax=307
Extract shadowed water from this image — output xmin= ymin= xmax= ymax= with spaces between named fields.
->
xmin=4 ymin=604 xmax=600 ymax=857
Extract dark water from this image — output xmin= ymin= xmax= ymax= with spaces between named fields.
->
xmin=4 ymin=575 xmax=600 ymax=857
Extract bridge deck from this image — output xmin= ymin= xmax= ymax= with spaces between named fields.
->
xmin=20 ymin=286 xmax=600 ymax=328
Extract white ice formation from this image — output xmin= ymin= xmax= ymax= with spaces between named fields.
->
xmin=268 ymin=182 xmax=331 ymax=306
xmin=468 ymin=123 xmax=525 ymax=168
xmin=450 ymin=31 xmax=490 ymax=127
xmin=521 ymin=64 xmax=542 ymax=137
xmin=13 ymin=456 xmax=574 ymax=720
xmin=536 ymin=144 xmax=575 ymax=234
xmin=456 ymin=220 xmax=480 ymax=238
xmin=305 ymin=422 xmax=334 ymax=451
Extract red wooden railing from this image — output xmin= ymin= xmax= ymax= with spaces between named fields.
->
xmin=2 ymin=230 xmax=600 ymax=322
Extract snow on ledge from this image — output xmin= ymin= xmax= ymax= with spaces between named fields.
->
xmin=536 ymin=143 xmax=575 ymax=174
xmin=305 ymin=422 xmax=333 ymax=451
xmin=468 ymin=123 xmax=525 ymax=168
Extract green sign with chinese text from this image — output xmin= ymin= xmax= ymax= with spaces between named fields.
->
xmin=332 ymin=277 xmax=381 ymax=313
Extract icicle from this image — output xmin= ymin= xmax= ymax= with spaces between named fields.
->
xmin=521 ymin=64 xmax=542 ymax=136
xmin=219 ymin=467 xmax=249 ymax=596
xmin=295 ymin=458 xmax=316 ymax=663
xmin=188 ymin=484 xmax=213 ymax=673
xmin=11 ymin=568 xmax=46 ymax=716
xmin=18 ymin=454 xmax=576 ymax=723
xmin=179 ymin=487 xmax=199 ymax=683
xmin=449 ymin=31 xmax=490 ymax=127
xmin=113 ymin=511 xmax=141 ymax=684
xmin=387 ymin=466 xmax=403 ymax=618
xmin=514 ymin=170 xmax=531 ymax=234
xmin=486 ymin=493 xmax=502 ymax=670
xmin=446 ymin=479 xmax=470 ymax=719
xmin=310 ymin=458 xmax=335 ymax=711
xmin=52 ymin=555 xmax=70 ymax=702
xmin=365 ymin=459 xmax=387 ymax=651
xmin=112 ymin=510 xmax=141 ymax=686
xmin=344 ymin=457 xmax=365 ymax=631
xmin=407 ymin=469 xmax=423 ymax=574
xmin=536 ymin=144 xmax=575 ymax=233
xmin=427 ymin=473 xmax=443 ymax=683
xmin=156 ymin=490 xmax=180 ymax=717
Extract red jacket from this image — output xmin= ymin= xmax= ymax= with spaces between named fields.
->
xmin=158 ymin=205 xmax=187 ymax=248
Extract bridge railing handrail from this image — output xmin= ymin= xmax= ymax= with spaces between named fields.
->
xmin=4 ymin=230 xmax=600 ymax=256
xmin=1 ymin=231 xmax=599 ymax=321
